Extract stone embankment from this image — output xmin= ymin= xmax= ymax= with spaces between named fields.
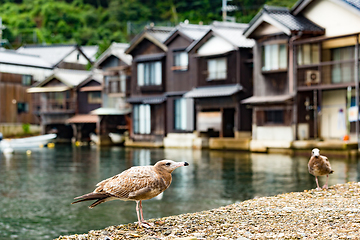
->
xmin=57 ymin=182 xmax=360 ymax=240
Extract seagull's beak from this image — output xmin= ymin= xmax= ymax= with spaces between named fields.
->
xmin=176 ymin=162 xmax=189 ymax=167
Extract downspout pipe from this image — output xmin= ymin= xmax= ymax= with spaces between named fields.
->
xmin=290 ymin=31 xmax=303 ymax=141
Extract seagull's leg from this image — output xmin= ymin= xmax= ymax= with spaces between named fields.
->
xmin=139 ymin=200 xmax=153 ymax=228
xmin=322 ymin=175 xmax=329 ymax=189
xmin=135 ymin=201 xmax=142 ymax=227
xmin=315 ymin=176 xmax=321 ymax=190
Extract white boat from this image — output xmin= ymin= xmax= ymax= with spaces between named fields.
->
xmin=108 ymin=132 xmax=125 ymax=144
xmin=0 ymin=134 xmax=57 ymax=150
xmin=90 ymin=133 xmax=100 ymax=145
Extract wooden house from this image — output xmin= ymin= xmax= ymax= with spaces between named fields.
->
xmin=0 ymin=49 xmax=53 ymax=129
xmin=242 ymin=0 xmax=360 ymax=151
xmin=90 ymin=42 xmax=133 ymax=145
xmin=125 ymin=26 xmax=174 ymax=146
xmin=185 ymin=21 xmax=254 ymax=144
xmin=162 ymin=23 xmax=210 ymax=147
xmin=27 ymin=69 xmax=94 ymax=141
xmin=66 ymin=70 xmax=103 ymax=143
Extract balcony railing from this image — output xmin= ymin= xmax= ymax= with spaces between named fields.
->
xmin=297 ymin=59 xmax=359 ymax=88
xmin=32 ymin=99 xmax=76 ymax=114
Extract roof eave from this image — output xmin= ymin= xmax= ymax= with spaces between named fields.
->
xmin=291 ymin=0 xmax=313 ymax=15
xmin=164 ymin=30 xmax=194 ymax=46
xmin=125 ymin=32 xmax=168 ymax=55
xmin=244 ymin=13 xmax=292 ymax=39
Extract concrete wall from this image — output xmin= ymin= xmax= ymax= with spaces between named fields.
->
xmin=0 ymin=124 xmax=41 ymax=138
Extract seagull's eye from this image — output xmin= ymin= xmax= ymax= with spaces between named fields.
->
xmin=165 ymin=162 xmax=171 ymax=166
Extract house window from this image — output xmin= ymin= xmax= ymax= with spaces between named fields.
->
xmin=17 ymin=102 xmax=29 ymax=113
xmin=172 ymin=51 xmax=188 ymax=71
xmin=265 ymin=110 xmax=284 ymax=124
xmin=137 ymin=61 xmax=162 ymax=86
xmin=22 ymin=75 xmax=32 ymax=86
xmin=174 ymin=98 xmax=187 ymax=130
xmin=332 ymin=46 xmax=354 ymax=83
xmin=207 ymin=58 xmax=227 ymax=80
xmin=133 ymin=104 xmax=151 ymax=134
xmin=262 ymin=43 xmax=287 ymax=71
xmin=297 ymin=43 xmax=319 ymax=65
xmin=88 ymin=92 xmax=102 ymax=104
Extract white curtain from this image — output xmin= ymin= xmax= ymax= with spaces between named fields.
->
xmin=137 ymin=63 xmax=144 ymax=86
xmin=154 ymin=61 xmax=162 ymax=85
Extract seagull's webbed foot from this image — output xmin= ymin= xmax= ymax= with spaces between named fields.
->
xmin=136 ymin=221 xmax=153 ymax=228
xmin=322 ymin=184 xmax=328 ymax=189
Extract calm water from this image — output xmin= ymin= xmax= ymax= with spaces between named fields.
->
xmin=0 ymin=146 xmax=359 ymax=239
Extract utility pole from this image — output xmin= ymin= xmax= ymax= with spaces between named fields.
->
xmin=222 ymin=0 xmax=237 ymax=22
xmin=222 ymin=0 xmax=227 ymax=22
xmin=0 ymin=17 xmax=6 ymax=46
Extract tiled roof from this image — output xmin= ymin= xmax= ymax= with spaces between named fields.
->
xmin=174 ymin=23 xmax=211 ymax=41
xmin=16 ymin=44 xmax=77 ymax=67
xmin=342 ymin=0 xmax=360 ymax=10
xmin=144 ymin=26 xmax=174 ymax=43
xmin=80 ymin=45 xmax=99 ymax=62
xmin=211 ymin=21 xmax=255 ymax=48
xmin=126 ymin=95 xmax=167 ymax=104
xmin=0 ymin=48 xmax=53 ymax=68
xmin=42 ymin=69 xmax=92 ymax=87
xmin=126 ymin=26 xmax=174 ymax=54
xmin=244 ymin=5 xmax=325 ymax=37
xmin=94 ymin=42 xmax=132 ymax=67
xmin=264 ymin=5 xmax=324 ymax=32
xmin=186 ymin=21 xmax=255 ymax=52
xmin=292 ymin=0 xmax=360 ymax=15
xmin=184 ymin=84 xmax=243 ymax=98
xmin=66 ymin=114 xmax=99 ymax=123
xmin=241 ymin=94 xmax=294 ymax=104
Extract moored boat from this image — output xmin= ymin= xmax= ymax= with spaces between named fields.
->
xmin=0 ymin=134 xmax=57 ymax=150
xmin=108 ymin=132 xmax=125 ymax=144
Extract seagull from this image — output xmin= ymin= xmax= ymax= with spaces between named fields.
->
xmin=308 ymin=148 xmax=334 ymax=190
xmin=72 ymin=160 xmax=189 ymax=228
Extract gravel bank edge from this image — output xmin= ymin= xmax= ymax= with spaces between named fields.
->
xmin=56 ymin=182 xmax=360 ymax=240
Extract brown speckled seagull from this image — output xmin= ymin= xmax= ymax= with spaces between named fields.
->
xmin=72 ymin=160 xmax=189 ymax=228
xmin=308 ymin=148 xmax=334 ymax=190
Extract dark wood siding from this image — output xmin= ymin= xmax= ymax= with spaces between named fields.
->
xmin=0 ymin=72 xmax=38 ymax=124
xmin=77 ymin=80 xmax=102 ymax=114
xmin=166 ymin=34 xmax=196 ymax=92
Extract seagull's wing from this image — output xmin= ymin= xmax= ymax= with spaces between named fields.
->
xmin=94 ymin=166 xmax=161 ymax=199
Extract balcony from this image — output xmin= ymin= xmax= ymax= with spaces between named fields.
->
xmin=297 ymin=59 xmax=359 ymax=90
xmin=32 ymin=99 xmax=76 ymax=114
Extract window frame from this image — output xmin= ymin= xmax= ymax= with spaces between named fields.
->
xmin=133 ymin=104 xmax=151 ymax=134
xmin=172 ymin=51 xmax=188 ymax=71
xmin=174 ymin=98 xmax=187 ymax=130
xmin=88 ymin=91 xmax=102 ymax=104
xmin=264 ymin=110 xmax=284 ymax=125
xmin=137 ymin=61 xmax=162 ymax=86
xmin=207 ymin=57 xmax=227 ymax=81
xmin=262 ymin=43 xmax=288 ymax=71
xmin=297 ymin=43 xmax=320 ymax=66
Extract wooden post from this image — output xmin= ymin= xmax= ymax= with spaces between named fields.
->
xmin=355 ymin=35 xmax=359 ymax=150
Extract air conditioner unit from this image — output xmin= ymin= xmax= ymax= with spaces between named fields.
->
xmin=305 ymin=70 xmax=320 ymax=85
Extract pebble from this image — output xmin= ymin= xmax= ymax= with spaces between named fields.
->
xmin=56 ymin=182 xmax=360 ymax=240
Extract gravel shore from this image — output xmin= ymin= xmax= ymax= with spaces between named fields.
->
xmin=56 ymin=182 xmax=360 ymax=240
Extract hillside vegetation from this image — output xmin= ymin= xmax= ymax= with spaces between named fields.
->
xmin=0 ymin=0 xmax=297 ymax=50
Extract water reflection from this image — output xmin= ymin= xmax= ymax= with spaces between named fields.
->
xmin=0 ymin=146 xmax=359 ymax=239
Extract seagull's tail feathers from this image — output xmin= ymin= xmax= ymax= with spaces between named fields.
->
xmin=71 ymin=192 xmax=111 ymax=208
